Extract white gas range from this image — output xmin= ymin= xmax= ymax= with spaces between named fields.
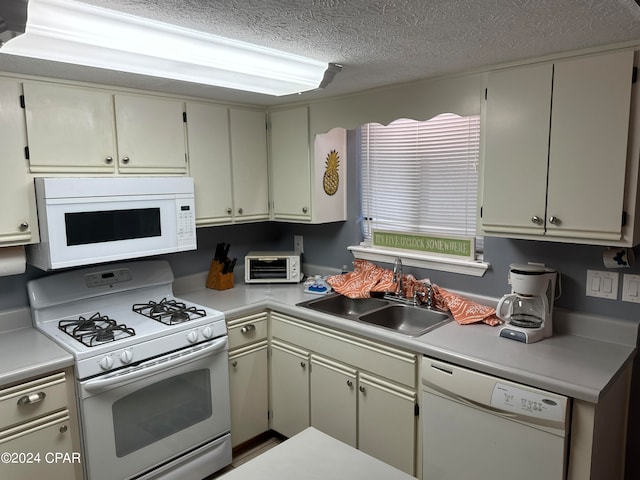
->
xmin=28 ymin=260 xmax=232 ymax=480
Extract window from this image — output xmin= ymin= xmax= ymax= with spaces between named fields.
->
xmin=359 ymin=113 xmax=482 ymax=251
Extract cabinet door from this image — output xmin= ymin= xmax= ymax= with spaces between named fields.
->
xmin=23 ymin=81 xmax=117 ymax=173
xmin=310 ymin=354 xmax=357 ymax=447
xmin=270 ymin=107 xmax=311 ymax=220
xmin=358 ymin=373 xmax=416 ymax=475
xmin=186 ymin=102 xmax=233 ymax=226
xmin=229 ymin=341 xmax=269 ymax=448
xmin=0 ymin=410 xmax=76 ymax=480
xmin=0 ymin=79 xmax=38 ymax=245
xmin=546 ymin=50 xmax=634 ymax=241
xmin=481 ymin=64 xmax=552 ymax=235
xmin=114 ymin=94 xmax=187 ymax=173
xmin=229 ymin=108 xmax=269 ymax=221
xmin=270 ymin=341 xmax=310 ymax=438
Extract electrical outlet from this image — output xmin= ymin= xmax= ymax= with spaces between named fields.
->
xmin=585 ymin=270 xmax=619 ymax=300
xmin=622 ymin=274 xmax=640 ymax=303
xmin=294 ymin=235 xmax=304 ymax=254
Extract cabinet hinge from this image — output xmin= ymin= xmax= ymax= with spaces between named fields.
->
xmin=633 ymin=67 xmax=638 ymax=84
xmin=267 ymin=410 xmax=272 ymax=420
xmin=480 ymin=206 xmax=483 ymax=218
xmin=19 ymin=94 xmax=25 ymax=109
xmin=414 ymin=403 xmax=419 ymax=417
xmin=622 ymin=211 xmax=628 ymax=227
xmin=183 ymin=111 xmax=187 ymax=122
xmin=24 ymin=146 xmax=30 ymax=160
xmin=484 ymin=88 xmax=487 ymax=100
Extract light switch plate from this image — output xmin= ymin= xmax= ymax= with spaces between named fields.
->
xmin=622 ymin=274 xmax=640 ymax=303
xmin=586 ymin=270 xmax=619 ymax=300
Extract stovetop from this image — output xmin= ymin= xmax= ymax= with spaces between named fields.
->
xmin=28 ymin=261 xmax=226 ymax=379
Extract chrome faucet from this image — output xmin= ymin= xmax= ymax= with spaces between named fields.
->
xmin=392 ymin=257 xmax=403 ymax=297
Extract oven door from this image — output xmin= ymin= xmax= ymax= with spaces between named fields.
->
xmin=78 ymin=338 xmax=231 ymax=480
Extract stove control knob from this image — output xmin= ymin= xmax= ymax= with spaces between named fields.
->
xmin=99 ymin=356 xmax=114 ymax=370
xmin=202 ymin=326 xmax=213 ymax=339
xmin=120 ymin=350 xmax=133 ymax=364
xmin=187 ymin=330 xmax=199 ymax=344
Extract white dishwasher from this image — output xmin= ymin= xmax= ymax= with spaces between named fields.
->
xmin=421 ymin=357 xmax=570 ymax=480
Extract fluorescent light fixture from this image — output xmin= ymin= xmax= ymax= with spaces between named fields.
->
xmin=1 ymin=0 xmax=335 ymax=96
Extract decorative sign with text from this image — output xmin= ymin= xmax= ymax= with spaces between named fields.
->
xmin=372 ymin=230 xmax=475 ymax=260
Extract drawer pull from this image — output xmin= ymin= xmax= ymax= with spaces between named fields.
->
xmin=240 ymin=324 xmax=256 ymax=334
xmin=17 ymin=392 xmax=46 ymax=406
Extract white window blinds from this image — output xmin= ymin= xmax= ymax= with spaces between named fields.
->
xmin=359 ymin=113 xmax=481 ymax=249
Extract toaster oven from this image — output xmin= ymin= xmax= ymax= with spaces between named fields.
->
xmin=245 ymin=251 xmax=301 ymax=283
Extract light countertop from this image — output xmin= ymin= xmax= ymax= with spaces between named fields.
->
xmin=0 ymin=308 xmax=74 ymax=386
xmin=219 ymin=427 xmax=415 ymax=480
xmin=175 ymin=273 xmax=639 ymax=404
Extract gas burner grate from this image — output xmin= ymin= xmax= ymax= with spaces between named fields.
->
xmin=59 ymin=312 xmax=136 ymax=347
xmin=132 ymin=298 xmax=207 ymax=325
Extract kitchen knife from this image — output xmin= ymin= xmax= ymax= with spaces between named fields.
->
xmin=222 ymin=258 xmax=231 ymax=274
xmin=228 ymin=258 xmax=237 ymax=272
xmin=214 ymin=242 xmax=225 ymax=262
xmin=222 ymin=243 xmax=231 ymax=260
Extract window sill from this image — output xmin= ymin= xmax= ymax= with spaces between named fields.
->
xmin=347 ymin=245 xmax=489 ymax=277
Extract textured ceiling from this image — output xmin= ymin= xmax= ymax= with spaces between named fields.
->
xmin=0 ymin=0 xmax=639 ymax=105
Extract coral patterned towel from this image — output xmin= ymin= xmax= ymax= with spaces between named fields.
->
xmin=325 ymin=259 xmax=389 ymax=298
xmin=431 ymin=284 xmax=501 ymax=326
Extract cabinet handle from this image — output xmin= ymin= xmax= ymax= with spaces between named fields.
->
xmin=232 ymin=361 xmax=238 ymax=368
xmin=531 ymin=215 xmax=542 ymax=225
xmin=17 ymin=392 xmax=46 ymax=406
xmin=240 ymin=324 xmax=256 ymax=334
xmin=548 ymin=216 xmax=561 ymax=225
xmin=226 ymin=208 xmax=233 ymax=215
xmin=238 ymin=208 xmax=244 ymax=215
xmin=19 ymin=222 xmax=29 ymax=231
xmin=359 ymin=385 xmax=366 ymax=394
xmin=105 ymin=156 xmax=113 ymax=164
xmin=122 ymin=156 xmax=130 ymax=164
xmin=300 ymin=361 xmax=306 ymax=369
xmin=59 ymin=425 xmax=68 ymax=434
xmin=346 ymin=380 xmax=353 ymax=388
xmin=302 ymin=207 xmax=308 ymax=214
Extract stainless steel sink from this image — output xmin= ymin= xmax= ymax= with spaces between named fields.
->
xmin=358 ymin=304 xmax=450 ymax=336
xmin=297 ymin=294 xmax=450 ymax=336
xmin=298 ymin=294 xmax=389 ymax=318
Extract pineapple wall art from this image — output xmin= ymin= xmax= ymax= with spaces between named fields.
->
xmin=322 ymin=149 xmax=340 ymax=196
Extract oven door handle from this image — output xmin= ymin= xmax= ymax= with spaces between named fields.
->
xmin=83 ymin=337 xmax=228 ymax=394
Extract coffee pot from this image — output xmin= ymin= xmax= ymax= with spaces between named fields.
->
xmin=497 ymin=263 xmax=559 ymax=343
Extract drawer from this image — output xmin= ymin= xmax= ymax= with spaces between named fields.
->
xmin=0 ymin=372 xmax=67 ymax=430
xmin=228 ymin=312 xmax=268 ymax=350
xmin=271 ymin=312 xmax=417 ymax=388
xmin=0 ymin=409 xmax=76 ymax=480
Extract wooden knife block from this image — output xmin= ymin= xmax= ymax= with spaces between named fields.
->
xmin=206 ymin=260 xmax=234 ymax=291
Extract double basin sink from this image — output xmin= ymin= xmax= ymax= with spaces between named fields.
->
xmin=297 ymin=293 xmax=450 ymax=337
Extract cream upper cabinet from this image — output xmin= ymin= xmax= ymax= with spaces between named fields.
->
xmin=114 ymin=93 xmax=187 ymax=173
xmin=481 ymin=49 xmax=636 ymax=244
xmin=0 ymin=79 xmax=38 ymax=245
xmin=229 ymin=108 xmax=269 ymax=222
xmin=270 ymin=106 xmax=312 ymax=220
xmin=23 ymin=81 xmax=117 ymax=173
xmin=269 ymin=106 xmax=347 ymax=223
xmin=185 ymin=102 xmax=233 ymax=226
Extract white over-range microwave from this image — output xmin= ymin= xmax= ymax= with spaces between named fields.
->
xmin=27 ymin=176 xmax=197 ymax=270
xmin=245 ymin=251 xmax=301 ymax=283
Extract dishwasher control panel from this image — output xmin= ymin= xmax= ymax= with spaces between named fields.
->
xmin=491 ymin=383 xmax=564 ymax=422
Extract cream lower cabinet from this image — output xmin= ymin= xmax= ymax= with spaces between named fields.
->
xmin=227 ymin=313 xmax=269 ymax=448
xmin=270 ymin=312 xmax=418 ymax=476
xmin=0 ymin=78 xmax=38 ymax=245
xmin=270 ymin=340 xmax=310 ymax=438
xmin=0 ymin=370 xmax=81 ymax=480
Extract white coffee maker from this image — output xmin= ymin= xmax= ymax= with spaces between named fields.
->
xmin=497 ymin=263 xmax=559 ymax=343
